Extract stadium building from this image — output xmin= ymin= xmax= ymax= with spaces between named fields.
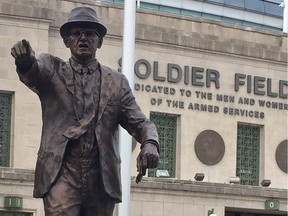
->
xmin=0 ymin=0 xmax=287 ymax=215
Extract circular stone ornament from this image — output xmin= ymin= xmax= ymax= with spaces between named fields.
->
xmin=275 ymin=140 xmax=288 ymax=173
xmin=195 ymin=130 xmax=225 ymax=165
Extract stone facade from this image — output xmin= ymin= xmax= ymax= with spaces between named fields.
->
xmin=0 ymin=0 xmax=287 ymax=215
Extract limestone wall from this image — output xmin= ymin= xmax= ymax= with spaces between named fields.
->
xmin=0 ymin=0 xmax=287 ymax=215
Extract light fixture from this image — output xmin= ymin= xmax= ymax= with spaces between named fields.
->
xmin=261 ymin=179 xmax=271 ymax=187
xmin=156 ymin=170 xmax=169 ymax=177
xmin=208 ymin=208 xmax=217 ymax=216
xmin=194 ymin=173 xmax=205 ymax=181
xmin=229 ymin=177 xmax=240 ymax=184
xmin=279 ymin=2 xmax=285 ymax=7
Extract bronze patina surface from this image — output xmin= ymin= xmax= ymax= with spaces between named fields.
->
xmin=11 ymin=6 xmax=159 ymax=216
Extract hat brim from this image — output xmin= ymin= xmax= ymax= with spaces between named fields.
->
xmin=60 ymin=21 xmax=107 ymax=38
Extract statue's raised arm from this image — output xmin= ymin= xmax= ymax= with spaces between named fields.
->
xmin=11 ymin=39 xmax=35 ymax=72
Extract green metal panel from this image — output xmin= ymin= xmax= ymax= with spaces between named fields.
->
xmin=101 ymin=0 xmax=123 ymax=4
xmin=181 ymin=9 xmax=202 ymax=18
xmin=141 ymin=3 xmax=159 ymax=11
xmin=236 ymin=124 xmax=260 ymax=186
xmin=113 ymin=0 xmax=124 ymax=3
xmin=265 ymin=199 xmax=280 ymax=210
xmin=202 ymin=13 xmax=222 ymax=21
xmin=0 ymin=93 xmax=12 ymax=167
xmin=148 ymin=112 xmax=177 ymax=178
xmin=0 ymin=212 xmax=31 ymax=216
xmin=160 ymin=5 xmax=181 ymax=14
xmin=4 ymin=197 xmax=23 ymax=208
xmin=222 ymin=16 xmax=243 ymax=24
xmin=243 ymin=21 xmax=264 ymax=28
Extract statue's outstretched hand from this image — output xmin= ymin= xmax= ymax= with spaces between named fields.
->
xmin=11 ymin=39 xmax=35 ymax=71
xmin=136 ymin=143 xmax=159 ymax=183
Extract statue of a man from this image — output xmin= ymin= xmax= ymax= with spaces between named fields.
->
xmin=11 ymin=7 xmax=159 ymax=216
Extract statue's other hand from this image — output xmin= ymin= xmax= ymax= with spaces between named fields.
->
xmin=137 ymin=143 xmax=159 ymax=174
xmin=11 ymin=39 xmax=35 ymax=71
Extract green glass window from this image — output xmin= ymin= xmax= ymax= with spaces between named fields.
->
xmin=236 ymin=124 xmax=260 ymax=186
xmin=0 ymin=212 xmax=32 ymax=216
xmin=148 ymin=112 xmax=177 ymax=178
xmin=0 ymin=93 xmax=12 ymax=167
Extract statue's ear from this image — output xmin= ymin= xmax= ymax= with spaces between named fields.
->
xmin=97 ymin=38 xmax=103 ymax=49
xmin=63 ymin=37 xmax=70 ymax=48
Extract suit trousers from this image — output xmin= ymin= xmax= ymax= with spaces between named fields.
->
xmin=43 ymin=158 xmax=115 ymax=216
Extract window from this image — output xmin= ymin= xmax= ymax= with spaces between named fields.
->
xmin=0 ymin=93 xmax=12 ymax=167
xmin=0 ymin=212 xmax=32 ymax=216
xmin=236 ymin=124 xmax=261 ymax=186
xmin=263 ymin=0 xmax=282 ymax=4
xmin=264 ymin=1 xmax=283 ymax=17
xmin=224 ymin=0 xmax=245 ymax=9
xmin=148 ymin=112 xmax=177 ymax=178
xmin=244 ymin=0 xmax=265 ymax=13
xmin=207 ymin=0 xmax=225 ymax=4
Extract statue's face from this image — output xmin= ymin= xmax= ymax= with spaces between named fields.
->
xmin=64 ymin=27 xmax=102 ymax=63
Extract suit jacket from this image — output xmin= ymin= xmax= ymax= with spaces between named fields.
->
xmin=16 ymin=53 xmax=159 ymax=202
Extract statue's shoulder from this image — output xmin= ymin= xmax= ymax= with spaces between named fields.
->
xmin=99 ymin=63 xmax=122 ymax=78
xmin=38 ymin=53 xmax=66 ymax=65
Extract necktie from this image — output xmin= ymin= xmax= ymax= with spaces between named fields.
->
xmin=64 ymin=67 xmax=95 ymax=139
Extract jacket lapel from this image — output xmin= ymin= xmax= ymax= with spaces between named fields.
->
xmin=97 ymin=65 xmax=111 ymax=122
xmin=59 ymin=62 xmax=112 ymax=122
xmin=59 ymin=62 xmax=74 ymax=95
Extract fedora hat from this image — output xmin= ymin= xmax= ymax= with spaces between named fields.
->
xmin=60 ymin=7 xmax=107 ymax=38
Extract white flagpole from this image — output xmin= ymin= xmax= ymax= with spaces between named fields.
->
xmin=280 ymin=0 xmax=288 ymax=32
xmin=117 ymin=0 xmax=136 ymax=216
xmin=283 ymin=0 xmax=288 ymax=33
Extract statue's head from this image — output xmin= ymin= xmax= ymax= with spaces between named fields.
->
xmin=60 ymin=7 xmax=107 ymax=39
xmin=60 ymin=7 xmax=107 ymax=63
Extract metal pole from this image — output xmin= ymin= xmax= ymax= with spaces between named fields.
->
xmin=283 ymin=0 xmax=288 ymax=33
xmin=117 ymin=0 xmax=136 ymax=216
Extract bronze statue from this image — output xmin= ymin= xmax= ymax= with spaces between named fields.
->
xmin=11 ymin=7 xmax=159 ymax=216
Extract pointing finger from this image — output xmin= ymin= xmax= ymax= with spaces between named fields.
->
xmin=22 ymin=39 xmax=31 ymax=54
xmin=11 ymin=47 xmax=17 ymax=59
